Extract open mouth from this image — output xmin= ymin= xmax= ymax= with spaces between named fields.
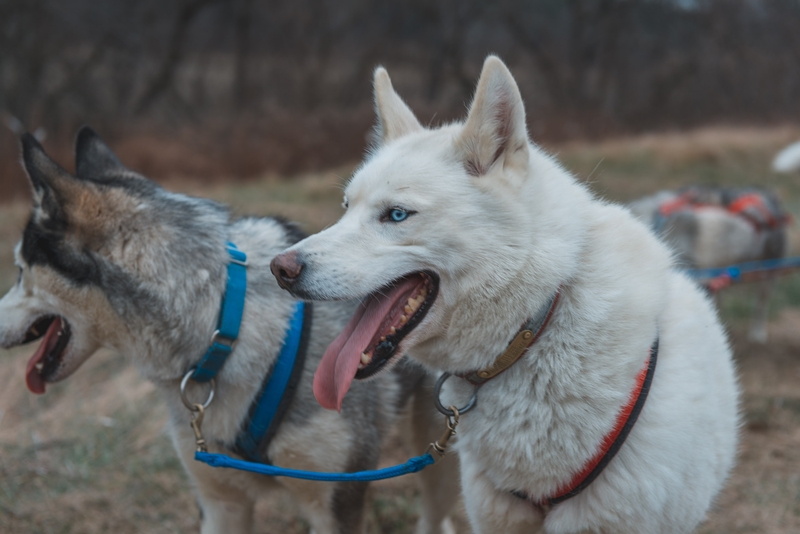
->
xmin=313 ymin=271 xmax=439 ymax=410
xmin=21 ymin=315 xmax=72 ymax=395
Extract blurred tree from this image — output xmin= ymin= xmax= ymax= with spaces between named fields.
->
xmin=0 ymin=0 xmax=799 ymax=195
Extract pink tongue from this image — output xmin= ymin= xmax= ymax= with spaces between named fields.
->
xmin=25 ymin=317 xmax=62 ymax=395
xmin=313 ymin=278 xmax=420 ymax=411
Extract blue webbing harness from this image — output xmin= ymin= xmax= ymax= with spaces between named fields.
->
xmin=186 ymin=242 xmax=437 ymax=481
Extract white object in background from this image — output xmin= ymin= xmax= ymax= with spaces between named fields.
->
xmin=773 ymin=140 xmax=800 ymax=172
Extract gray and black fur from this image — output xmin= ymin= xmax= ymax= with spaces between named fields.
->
xmin=1 ymin=128 xmax=457 ymax=534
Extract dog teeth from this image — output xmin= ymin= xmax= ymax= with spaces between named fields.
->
xmin=380 ymin=336 xmax=386 ymax=342
xmin=404 ymin=305 xmax=413 ymax=314
xmin=399 ymin=315 xmax=407 ymax=325
xmin=389 ymin=326 xmax=396 ymax=335
xmin=360 ymin=352 xmax=371 ymax=365
xmin=35 ymin=362 xmax=43 ymax=373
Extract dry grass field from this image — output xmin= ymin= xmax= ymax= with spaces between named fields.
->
xmin=1 ymin=126 xmax=800 ymax=533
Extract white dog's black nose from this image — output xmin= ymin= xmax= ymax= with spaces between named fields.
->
xmin=271 ymin=251 xmax=304 ymax=290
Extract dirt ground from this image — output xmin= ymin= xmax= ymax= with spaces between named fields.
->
xmin=1 ymin=126 xmax=800 ymax=533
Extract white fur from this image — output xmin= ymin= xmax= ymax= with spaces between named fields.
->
xmin=773 ymin=140 xmax=800 ymax=172
xmin=282 ymin=56 xmax=741 ymax=533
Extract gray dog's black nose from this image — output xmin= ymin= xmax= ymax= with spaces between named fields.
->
xmin=271 ymin=251 xmax=304 ymax=290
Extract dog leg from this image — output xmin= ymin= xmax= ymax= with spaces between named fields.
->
xmin=197 ymin=494 xmax=255 ymax=534
xmin=459 ymin=456 xmax=544 ymax=534
xmin=269 ymin=411 xmax=375 ymax=534
xmin=749 ymin=276 xmax=775 ymax=343
xmin=273 ymin=477 xmax=368 ymax=534
xmin=171 ymin=429 xmax=257 ymax=534
xmin=406 ymin=381 xmax=461 ymax=534
xmin=185 ymin=460 xmax=256 ymax=534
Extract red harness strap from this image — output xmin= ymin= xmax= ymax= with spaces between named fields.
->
xmin=726 ymin=193 xmax=783 ymax=230
xmin=658 ymin=192 xmax=697 ymax=218
xmin=659 ymin=191 xmax=789 ymax=232
xmin=546 ymin=340 xmax=658 ymax=505
xmin=514 ymin=339 xmax=659 ymax=507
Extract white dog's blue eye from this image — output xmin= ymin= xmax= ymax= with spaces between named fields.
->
xmin=389 ymin=208 xmax=408 ymax=222
xmin=381 ymin=206 xmax=416 ymax=223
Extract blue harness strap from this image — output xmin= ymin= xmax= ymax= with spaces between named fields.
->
xmin=187 ymin=241 xmax=436 ymax=483
xmin=235 ymin=301 xmax=307 ymax=461
xmin=195 ymin=450 xmax=435 ymax=482
xmin=191 ymin=243 xmax=248 ymax=383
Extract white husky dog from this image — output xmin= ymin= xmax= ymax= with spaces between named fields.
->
xmin=270 ymin=57 xmax=740 ymax=533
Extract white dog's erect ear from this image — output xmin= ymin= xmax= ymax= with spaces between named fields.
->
xmin=456 ymin=56 xmax=529 ymax=176
xmin=75 ymin=126 xmax=128 ymax=181
xmin=372 ymin=67 xmax=423 ymax=145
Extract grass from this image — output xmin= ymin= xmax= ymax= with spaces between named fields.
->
xmin=1 ymin=125 xmax=800 ymax=532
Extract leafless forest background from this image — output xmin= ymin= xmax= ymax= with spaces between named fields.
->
xmin=2 ymin=0 xmax=800 ymax=199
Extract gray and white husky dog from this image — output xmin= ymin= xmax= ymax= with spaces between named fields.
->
xmin=0 ymin=129 xmax=457 ymax=534
xmin=271 ymin=57 xmax=739 ymax=533
xmin=628 ymin=187 xmax=790 ymax=342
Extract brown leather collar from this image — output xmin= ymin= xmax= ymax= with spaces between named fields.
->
xmin=458 ymin=288 xmax=561 ymax=386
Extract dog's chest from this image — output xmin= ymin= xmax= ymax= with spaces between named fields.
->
xmin=451 ymin=373 xmax=617 ymax=497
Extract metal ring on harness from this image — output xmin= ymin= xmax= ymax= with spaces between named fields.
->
xmin=433 ymin=372 xmax=478 ymax=417
xmin=180 ymin=368 xmax=216 ymax=411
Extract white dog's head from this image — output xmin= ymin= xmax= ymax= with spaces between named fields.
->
xmin=272 ymin=56 xmax=568 ymax=410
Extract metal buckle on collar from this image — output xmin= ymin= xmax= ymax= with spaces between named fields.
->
xmin=210 ymin=329 xmax=236 ymax=350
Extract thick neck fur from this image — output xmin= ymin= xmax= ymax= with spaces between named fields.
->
xmin=410 ymin=144 xmax=591 ymax=373
xmin=427 ymin=144 xmax=672 ymax=497
xmin=126 ymin=217 xmax=300 ymax=441
xmin=84 ymin=194 xmax=302 ymax=444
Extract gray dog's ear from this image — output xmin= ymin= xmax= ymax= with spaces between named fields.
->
xmin=75 ymin=126 xmax=127 ymax=180
xmin=456 ymin=56 xmax=529 ymax=177
xmin=371 ymin=67 xmax=423 ymax=146
xmin=21 ymin=134 xmax=84 ymax=221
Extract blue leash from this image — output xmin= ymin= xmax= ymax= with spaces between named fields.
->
xmin=195 ymin=451 xmax=436 ymax=482
xmin=184 ymin=241 xmax=442 ymax=482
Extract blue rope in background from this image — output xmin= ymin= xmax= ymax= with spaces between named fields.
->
xmin=684 ymin=255 xmax=800 ymax=281
xmin=195 ymin=451 xmax=435 ymax=482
